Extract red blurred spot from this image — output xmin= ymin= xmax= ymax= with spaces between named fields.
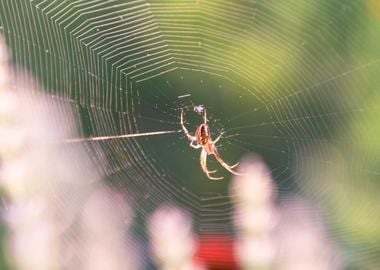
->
xmin=194 ymin=235 xmax=239 ymax=270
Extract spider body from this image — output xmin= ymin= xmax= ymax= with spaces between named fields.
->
xmin=180 ymin=109 xmax=242 ymax=180
xmin=196 ymin=124 xmax=210 ymax=146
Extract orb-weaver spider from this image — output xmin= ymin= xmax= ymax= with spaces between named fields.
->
xmin=180 ymin=109 xmax=242 ymax=180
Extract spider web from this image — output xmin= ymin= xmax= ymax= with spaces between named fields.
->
xmin=1 ymin=0 xmax=380 ymax=269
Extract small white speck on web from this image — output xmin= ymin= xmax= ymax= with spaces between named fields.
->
xmin=193 ymin=104 xmax=204 ymax=114
xmin=177 ymin=94 xmax=191 ymax=99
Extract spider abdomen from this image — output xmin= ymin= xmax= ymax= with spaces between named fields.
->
xmin=196 ymin=124 xmax=210 ymax=145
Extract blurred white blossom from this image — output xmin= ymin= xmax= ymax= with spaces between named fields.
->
xmin=148 ymin=205 xmax=204 ymax=270
xmin=275 ymin=197 xmax=340 ymax=270
xmin=230 ymin=156 xmax=277 ymax=270
xmin=81 ymin=188 xmax=137 ymax=270
xmin=0 ymin=36 xmax=137 ymax=270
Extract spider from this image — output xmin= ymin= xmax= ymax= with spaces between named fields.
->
xmin=180 ymin=109 xmax=242 ymax=180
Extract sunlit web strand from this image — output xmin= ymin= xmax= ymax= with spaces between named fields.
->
xmin=62 ymin=129 xmax=182 ymax=143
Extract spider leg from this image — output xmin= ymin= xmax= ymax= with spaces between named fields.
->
xmin=203 ymin=109 xmax=207 ymax=124
xmin=212 ymin=148 xmax=244 ymax=176
xmin=181 ymin=109 xmax=196 ymax=141
xmin=211 ymin=132 xmax=224 ymax=145
xmin=190 ymin=140 xmax=202 ymax=149
xmin=200 ymin=149 xmax=223 ymax=180
xmin=230 ymin=162 xmax=239 ymax=169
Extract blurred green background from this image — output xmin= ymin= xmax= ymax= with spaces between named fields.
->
xmin=1 ymin=0 xmax=380 ymax=269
